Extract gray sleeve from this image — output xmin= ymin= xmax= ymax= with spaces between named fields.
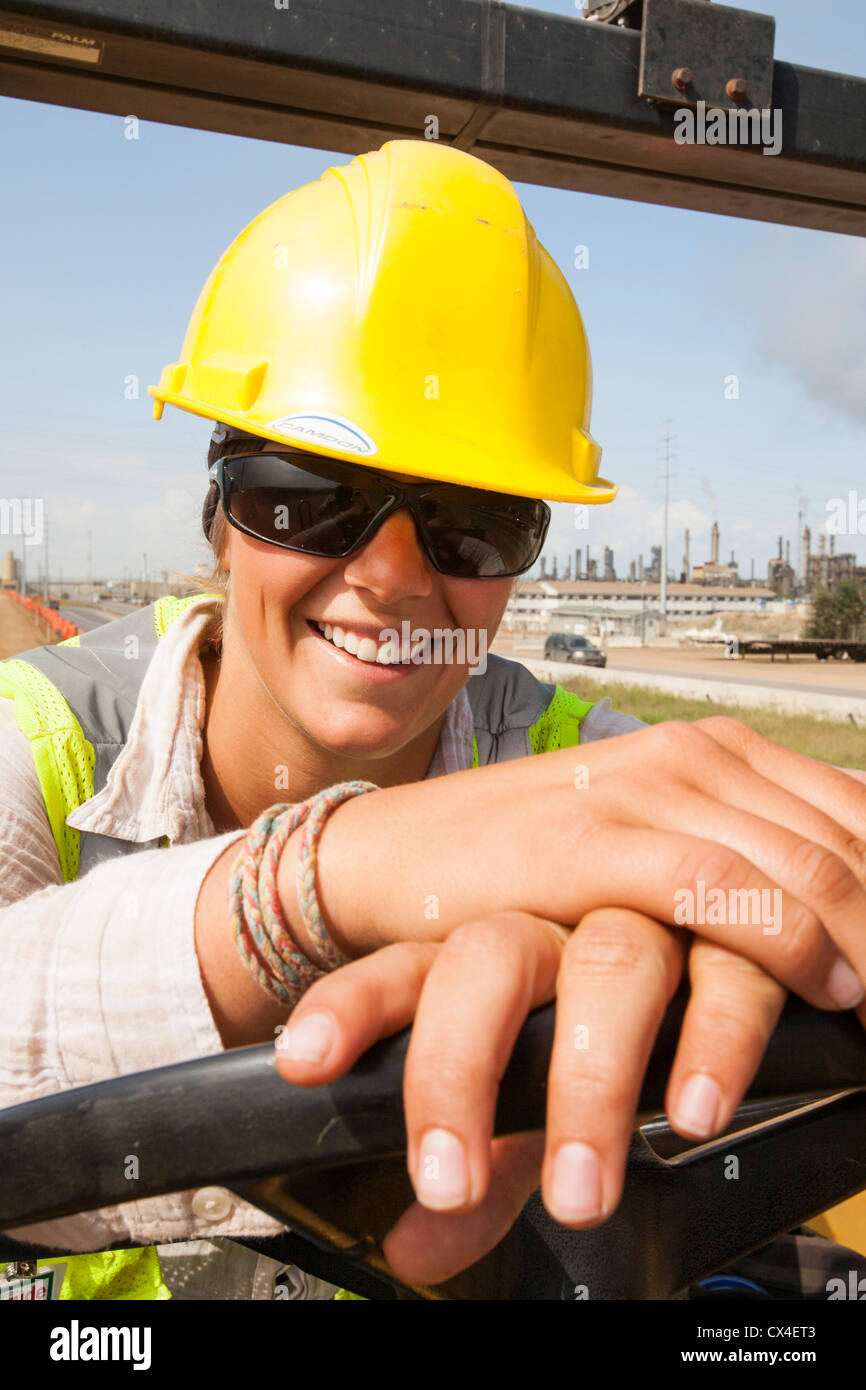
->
xmin=579 ymin=695 xmax=648 ymax=742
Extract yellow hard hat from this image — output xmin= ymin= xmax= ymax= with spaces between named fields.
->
xmin=148 ymin=139 xmax=616 ymax=505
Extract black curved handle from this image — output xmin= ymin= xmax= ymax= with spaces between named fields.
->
xmin=0 ymin=984 xmax=864 ymax=1234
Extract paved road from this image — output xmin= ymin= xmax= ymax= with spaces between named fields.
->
xmin=512 ymin=646 xmax=866 ymax=700
xmin=58 ymin=604 xmax=113 ymax=633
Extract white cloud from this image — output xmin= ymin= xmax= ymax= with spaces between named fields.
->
xmin=752 ymin=237 xmax=866 ymax=424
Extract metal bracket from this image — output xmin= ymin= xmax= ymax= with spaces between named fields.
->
xmin=639 ymin=0 xmax=775 ymax=110
xmin=583 ymin=0 xmax=644 ymax=24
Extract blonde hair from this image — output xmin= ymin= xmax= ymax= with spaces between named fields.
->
xmin=172 ymin=502 xmax=230 ymax=655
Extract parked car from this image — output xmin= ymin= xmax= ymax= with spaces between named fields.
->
xmin=47 ymin=600 xmax=60 ymax=611
xmin=543 ymin=633 xmax=606 ymax=667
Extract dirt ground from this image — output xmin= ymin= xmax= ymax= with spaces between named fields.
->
xmin=603 ymin=644 xmax=866 ymax=692
xmin=0 ymin=594 xmax=54 ymax=661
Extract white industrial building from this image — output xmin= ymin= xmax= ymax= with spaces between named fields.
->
xmin=504 ymin=580 xmax=782 ymax=639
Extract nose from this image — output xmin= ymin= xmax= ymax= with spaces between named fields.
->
xmin=342 ymin=504 xmax=435 ymax=601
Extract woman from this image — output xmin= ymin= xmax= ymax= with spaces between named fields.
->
xmin=1 ymin=139 xmax=865 ymax=1301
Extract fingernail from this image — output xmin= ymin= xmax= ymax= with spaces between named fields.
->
xmin=674 ymin=1072 xmax=722 ymax=1137
xmin=415 ymin=1129 xmax=470 ymax=1209
xmin=278 ymin=1012 xmax=335 ymax=1062
xmin=549 ymin=1142 xmax=603 ymax=1222
xmin=826 ymin=957 xmax=864 ymax=1008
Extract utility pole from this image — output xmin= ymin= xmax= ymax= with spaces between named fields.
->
xmin=660 ymin=421 xmax=673 ymax=623
xmin=796 ymin=494 xmax=809 ymax=587
xmin=42 ymin=515 xmax=56 ymax=601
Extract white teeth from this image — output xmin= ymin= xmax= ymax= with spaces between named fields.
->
xmin=313 ymin=619 xmax=399 ymax=666
xmin=356 ymin=637 xmax=380 ymax=663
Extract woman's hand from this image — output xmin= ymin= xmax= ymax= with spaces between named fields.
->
xmin=194 ymin=725 xmax=866 ymax=1051
xmin=274 ymin=907 xmax=787 ymax=1287
xmin=279 ymin=716 xmax=866 ymax=1027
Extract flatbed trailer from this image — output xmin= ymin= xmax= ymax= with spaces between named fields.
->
xmin=727 ymin=638 xmax=866 ymax=662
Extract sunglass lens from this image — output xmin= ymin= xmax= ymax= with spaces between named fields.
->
xmin=227 ymin=456 xmax=386 ymax=554
xmin=417 ymin=491 xmax=547 ymax=577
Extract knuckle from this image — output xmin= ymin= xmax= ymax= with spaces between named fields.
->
xmin=653 ymin=720 xmax=701 ymax=757
xmin=554 ymin=1057 xmax=635 ymax=1115
xmin=564 ymin=814 xmax=616 ymax=859
xmin=689 ymin=843 xmax=748 ymax=896
xmin=771 ymin=901 xmax=821 ymax=975
xmin=405 ymin=1051 xmax=485 ymax=1101
xmin=688 ymin=995 xmax=778 ymax=1064
xmin=697 ymin=715 xmax=757 ymax=751
xmin=444 ymin=916 xmax=525 ymax=963
xmin=692 ymin=941 xmax=781 ymax=995
xmin=789 ymin=838 xmax=856 ymax=910
xmin=564 ymin=918 xmax=654 ymax=981
xmin=835 ymin=831 xmax=866 ymax=882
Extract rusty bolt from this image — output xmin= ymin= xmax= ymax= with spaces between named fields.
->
xmin=671 ymin=67 xmax=692 ymax=91
xmin=726 ymin=77 xmax=747 ymax=100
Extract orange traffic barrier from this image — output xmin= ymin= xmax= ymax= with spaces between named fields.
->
xmin=1 ymin=589 xmax=79 ymax=640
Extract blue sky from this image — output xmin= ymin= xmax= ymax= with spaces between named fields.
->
xmin=1 ymin=0 xmax=865 ymax=589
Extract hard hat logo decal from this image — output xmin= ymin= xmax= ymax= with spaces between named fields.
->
xmin=266 ymin=413 xmax=378 ymax=457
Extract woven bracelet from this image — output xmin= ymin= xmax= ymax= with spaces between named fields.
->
xmin=229 ymin=780 xmax=378 ymax=1007
xmin=295 ymin=780 xmax=379 ymax=972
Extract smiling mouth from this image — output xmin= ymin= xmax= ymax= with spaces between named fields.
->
xmin=306 ymin=618 xmax=414 ymax=666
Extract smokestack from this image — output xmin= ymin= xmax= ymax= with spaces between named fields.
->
xmin=785 ymin=540 xmax=790 ymax=565
xmin=711 ymin=522 xmax=719 ymax=566
xmin=683 ymin=528 xmax=690 ymax=582
xmin=575 ymin=548 xmax=582 ymax=580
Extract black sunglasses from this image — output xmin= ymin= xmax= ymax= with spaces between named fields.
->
xmin=207 ymin=450 xmax=550 ymax=579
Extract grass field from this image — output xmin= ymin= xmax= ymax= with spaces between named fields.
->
xmin=560 ymin=671 xmax=866 ymax=770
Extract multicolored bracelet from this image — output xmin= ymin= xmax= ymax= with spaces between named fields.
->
xmin=229 ymin=781 xmax=378 ymax=1008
